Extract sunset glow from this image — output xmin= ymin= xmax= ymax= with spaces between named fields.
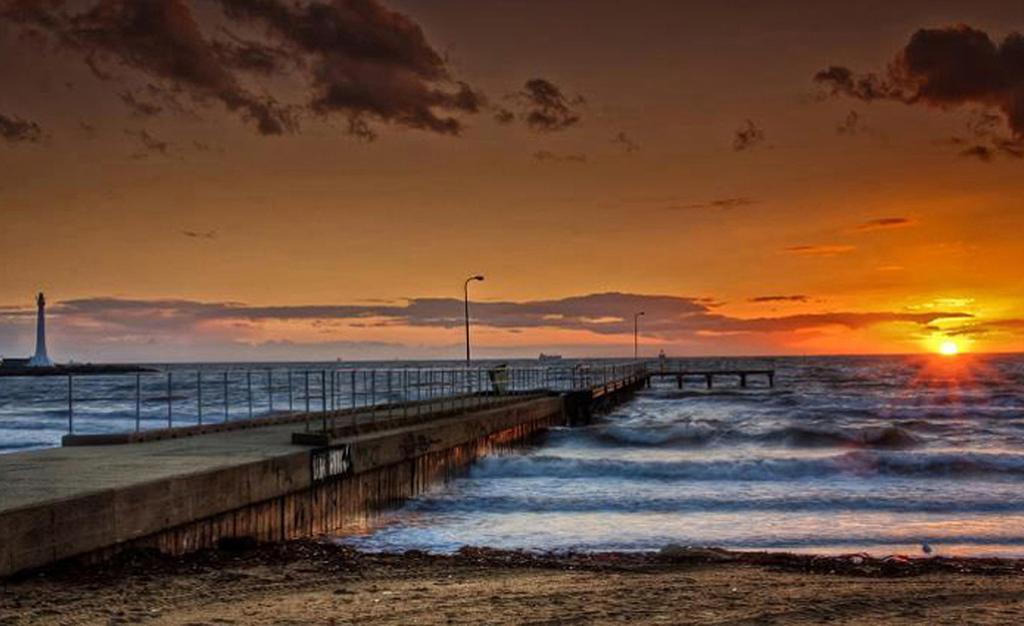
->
xmin=0 ymin=2 xmax=1022 ymax=361
xmin=939 ymin=341 xmax=960 ymax=356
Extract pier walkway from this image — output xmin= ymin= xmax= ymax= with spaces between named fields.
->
xmin=0 ymin=361 xmax=771 ymax=577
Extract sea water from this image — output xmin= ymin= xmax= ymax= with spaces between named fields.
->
xmin=342 ymin=354 xmax=1024 ymax=557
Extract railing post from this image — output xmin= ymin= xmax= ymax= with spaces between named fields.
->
xmin=223 ymin=371 xmax=229 ymax=421
xmin=321 ymin=370 xmax=327 ymax=432
xmin=167 ymin=372 xmax=173 ymax=428
xmin=135 ymin=373 xmax=141 ymax=432
xmin=267 ymin=369 xmax=273 ymax=413
xmin=197 ymin=371 xmax=203 ymax=425
xmin=247 ymin=370 xmax=253 ymax=419
xmin=67 ymin=374 xmax=73 ymax=434
xmin=305 ymin=371 xmax=310 ymax=414
xmin=288 ymin=369 xmax=294 ymax=412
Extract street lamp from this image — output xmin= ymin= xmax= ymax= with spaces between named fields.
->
xmin=464 ymin=275 xmax=485 ymax=364
xmin=633 ymin=311 xmax=645 ymax=360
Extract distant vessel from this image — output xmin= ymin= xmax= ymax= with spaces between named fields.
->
xmin=538 ymin=353 xmax=562 ymax=362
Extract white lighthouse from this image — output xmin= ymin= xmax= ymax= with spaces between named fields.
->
xmin=27 ymin=292 xmax=54 ymax=367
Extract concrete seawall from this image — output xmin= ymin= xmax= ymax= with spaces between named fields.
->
xmin=1 ymin=395 xmax=575 ymax=577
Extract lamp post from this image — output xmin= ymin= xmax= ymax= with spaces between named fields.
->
xmin=464 ymin=275 xmax=485 ymax=364
xmin=633 ymin=311 xmax=645 ymax=360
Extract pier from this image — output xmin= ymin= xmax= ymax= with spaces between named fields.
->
xmin=0 ymin=361 xmax=770 ymax=577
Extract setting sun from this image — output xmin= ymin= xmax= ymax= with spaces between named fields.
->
xmin=939 ymin=341 xmax=960 ymax=356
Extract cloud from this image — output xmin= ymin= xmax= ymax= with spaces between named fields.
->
xmin=959 ymin=144 xmax=994 ymax=161
xmin=854 ymin=217 xmax=916 ymax=232
xmin=1 ymin=0 xmax=481 ymax=138
xmin=182 ymin=229 xmax=217 ymax=240
xmin=118 ymin=90 xmax=161 ymax=117
xmin=732 ymin=119 xmax=765 ymax=151
xmin=748 ymin=295 xmax=809 ymax=303
xmin=784 ymin=245 xmax=856 ymax=256
xmin=1 ymin=293 xmax=971 ymax=346
xmin=493 ymin=107 xmax=515 ymax=124
xmin=814 ymin=24 xmax=1024 ymax=139
xmin=126 ymin=129 xmax=170 ymax=156
xmin=836 ymin=110 xmax=863 ymax=135
xmin=611 ymin=131 xmax=639 ymax=152
xmin=510 ymin=78 xmax=583 ymax=132
xmin=0 ymin=112 xmax=42 ymax=143
xmin=220 ymin=0 xmax=482 ymax=137
xmin=533 ymin=150 xmax=587 ymax=163
xmin=670 ymin=197 xmax=758 ymax=211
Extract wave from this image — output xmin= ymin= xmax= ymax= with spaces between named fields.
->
xmin=408 ymin=493 xmax=1024 ymax=515
xmin=470 ymin=450 xmax=1024 ymax=482
xmin=592 ymin=423 xmax=920 ymax=449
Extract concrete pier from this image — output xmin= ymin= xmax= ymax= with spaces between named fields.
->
xmin=0 ymin=373 xmax=645 ymax=578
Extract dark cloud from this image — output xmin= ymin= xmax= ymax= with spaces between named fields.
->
xmin=118 ymin=90 xmax=161 ymax=117
xmin=533 ymin=150 xmax=587 ymax=163
xmin=784 ymin=245 xmax=856 ymax=256
xmin=0 ymin=0 xmax=482 ymax=139
xmin=218 ymin=0 xmax=482 ymax=137
xmin=960 ymin=144 xmax=994 ymax=161
xmin=671 ymin=197 xmax=757 ymax=211
xmin=182 ymin=229 xmax=217 ymax=239
xmin=511 ymin=78 xmax=583 ymax=132
xmin=0 ymin=112 xmax=42 ymax=143
xmin=815 ymin=24 xmax=1024 ymax=139
xmin=749 ymin=295 xmax=809 ymax=303
xmin=836 ymin=110 xmax=863 ymax=135
xmin=854 ymin=217 xmax=916 ymax=232
xmin=493 ymin=107 xmax=515 ymax=124
xmin=611 ymin=131 xmax=639 ymax=152
xmin=126 ymin=129 xmax=169 ymax=156
xmin=33 ymin=293 xmax=972 ymax=342
xmin=732 ymin=119 xmax=764 ymax=151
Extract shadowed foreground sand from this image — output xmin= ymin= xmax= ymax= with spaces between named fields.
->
xmin=2 ymin=541 xmax=1024 ymax=625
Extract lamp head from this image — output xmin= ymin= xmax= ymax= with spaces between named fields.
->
xmin=471 ymin=275 xmax=484 ymax=282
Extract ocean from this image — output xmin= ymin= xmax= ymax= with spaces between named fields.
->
xmin=341 ymin=354 xmax=1024 ymax=557
xmin=3 ymin=354 xmax=1023 ymax=558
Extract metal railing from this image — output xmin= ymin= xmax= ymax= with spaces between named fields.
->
xmin=0 ymin=362 xmax=647 ymax=436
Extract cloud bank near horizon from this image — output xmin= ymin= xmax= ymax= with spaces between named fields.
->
xmin=0 ymin=292 xmax=980 ymax=361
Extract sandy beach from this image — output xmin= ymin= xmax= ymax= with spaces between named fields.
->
xmin=3 ymin=540 xmax=1024 ymax=625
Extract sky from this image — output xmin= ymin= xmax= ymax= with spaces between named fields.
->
xmin=1 ymin=0 xmax=1023 ymax=362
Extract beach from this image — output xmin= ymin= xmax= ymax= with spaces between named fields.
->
xmin=2 ymin=541 xmax=1024 ymax=625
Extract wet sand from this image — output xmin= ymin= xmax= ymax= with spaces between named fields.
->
xmin=2 ymin=541 xmax=1024 ymax=625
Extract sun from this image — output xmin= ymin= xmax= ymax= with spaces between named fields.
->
xmin=938 ymin=340 xmax=960 ymax=356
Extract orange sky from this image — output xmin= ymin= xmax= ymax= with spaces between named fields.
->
xmin=0 ymin=0 xmax=1022 ymax=361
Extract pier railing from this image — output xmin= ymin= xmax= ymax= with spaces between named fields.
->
xmin=0 ymin=362 xmax=648 ymax=437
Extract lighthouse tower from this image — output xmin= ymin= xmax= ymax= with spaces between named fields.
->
xmin=27 ymin=292 xmax=54 ymax=367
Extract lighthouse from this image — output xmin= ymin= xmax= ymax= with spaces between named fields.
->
xmin=27 ymin=292 xmax=54 ymax=367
